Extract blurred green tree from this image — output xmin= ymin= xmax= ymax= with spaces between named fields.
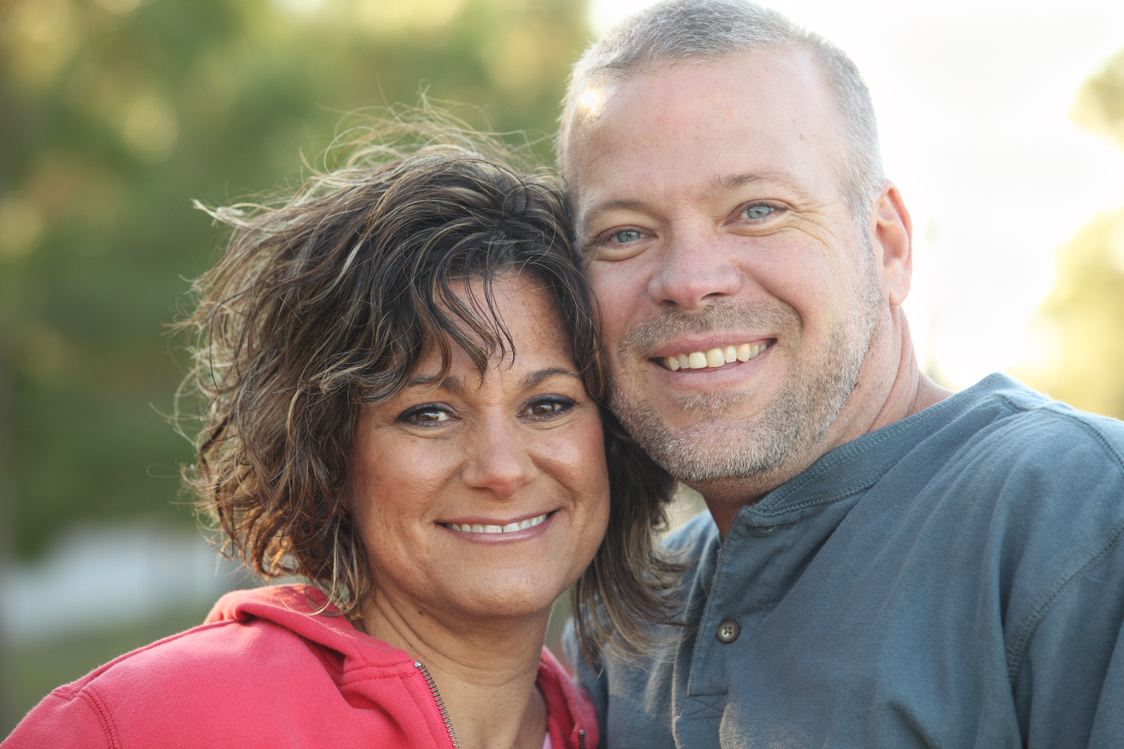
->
xmin=0 ymin=0 xmax=591 ymax=559
xmin=1017 ymin=47 xmax=1124 ymax=418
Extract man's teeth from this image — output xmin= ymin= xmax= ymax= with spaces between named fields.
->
xmin=665 ymin=342 xmax=768 ymax=371
xmin=446 ymin=513 xmax=548 ymax=534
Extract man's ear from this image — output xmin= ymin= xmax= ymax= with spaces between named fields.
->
xmin=871 ymin=182 xmax=912 ymax=307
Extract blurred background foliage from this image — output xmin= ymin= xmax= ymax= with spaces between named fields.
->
xmin=0 ymin=0 xmax=590 ymax=561
xmin=1015 ymin=47 xmax=1124 ymax=418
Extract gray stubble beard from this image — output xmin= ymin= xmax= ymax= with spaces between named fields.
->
xmin=609 ymin=249 xmax=885 ymax=486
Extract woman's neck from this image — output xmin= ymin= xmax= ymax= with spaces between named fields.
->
xmin=357 ymin=592 xmax=552 ymax=749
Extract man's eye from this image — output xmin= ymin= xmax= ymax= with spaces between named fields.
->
xmin=586 ymin=225 xmax=652 ymax=260
xmin=742 ymin=204 xmax=775 ymax=220
xmin=608 ymin=228 xmax=642 ymax=244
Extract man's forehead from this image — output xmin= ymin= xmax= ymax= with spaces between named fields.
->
xmin=565 ymin=48 xmax=842 ymax=216
xmin=566 ymin=48 xmax=835 ymax=160
xmin=578 ymin=48 xmax=814 ymax=108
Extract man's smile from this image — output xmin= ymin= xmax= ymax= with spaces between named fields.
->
xmin=658 ymin=341 xmax=772 ymax=371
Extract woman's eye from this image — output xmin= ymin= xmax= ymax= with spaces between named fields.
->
xmin=524 ymin=396 xmax=576 ymax=419
xmin=399 ymin=404 xmax=452 ymax=425
xmin=741 ymin=204 xmax=775 ymax=220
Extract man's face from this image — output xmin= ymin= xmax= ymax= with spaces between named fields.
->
xmin=566 ymin=48 xmax=890 ymax=496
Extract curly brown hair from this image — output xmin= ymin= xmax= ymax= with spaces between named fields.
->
xmin=178 ymin=120 xmax=680 ymax=662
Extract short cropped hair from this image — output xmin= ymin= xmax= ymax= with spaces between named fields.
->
xmin=558 ymin=0 xmax=884 ymax=217
xmin=178 ymin=119 xmax=680 ymax=661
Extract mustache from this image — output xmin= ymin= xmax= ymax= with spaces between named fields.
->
xmin=617 ymin=300 xmax=800 ymax=354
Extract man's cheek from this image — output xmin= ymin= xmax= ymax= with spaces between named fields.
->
xmin=590 ymin=276 xmax=636 ymax=343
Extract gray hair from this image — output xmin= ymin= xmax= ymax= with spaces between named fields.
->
xmin=558 ymin=0 xmax=885 ymax=217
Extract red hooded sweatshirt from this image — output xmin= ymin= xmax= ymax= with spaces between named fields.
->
xmin=4 ymin=585 xmax=597 ymax=749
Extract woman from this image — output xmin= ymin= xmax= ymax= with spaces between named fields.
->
xmin=3 ymin=124 xmax=679 ymax=749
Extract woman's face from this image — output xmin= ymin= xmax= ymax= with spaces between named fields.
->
xmin=348 ymin=275 xmax=610 ymax=627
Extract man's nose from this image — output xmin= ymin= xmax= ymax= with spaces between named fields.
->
xmin=461 ymin=417 xmax=536 ymax=499
xmin=647 ymin=229 xmax=742 ymax=310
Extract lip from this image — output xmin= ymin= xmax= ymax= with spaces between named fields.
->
xmin=648 ymin=335 xmax=776 ymax=359
xmin=647 ymin=339 xmax=775 ymax=386
xmin=648 ymin=336 xmax=775 ymax=369
xmin=439 ymin=510 xmax=556 ymax=544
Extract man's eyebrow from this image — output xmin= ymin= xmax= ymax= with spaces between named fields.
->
xmin=579 ymin=170 xmax=813 ymax=234
xmin=584 ymin=197 xmax=649 ymax=216
xmin=577 ymin=197 xmax=649 ymax=237
xmin=701 ymin=170 xmax=813 ymax=202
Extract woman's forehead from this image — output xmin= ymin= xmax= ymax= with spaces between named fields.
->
xmin=417 ymin=279 xmax=573 ymax=375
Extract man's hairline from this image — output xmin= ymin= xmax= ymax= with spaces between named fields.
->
xmin=560 ymin=42 xmax=878 ymax=219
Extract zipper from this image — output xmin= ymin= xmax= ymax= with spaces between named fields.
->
xmin=415 ymin=661 xmax=461 ymax=748
xmin=579 ymin=728 xmax=586 ymax=749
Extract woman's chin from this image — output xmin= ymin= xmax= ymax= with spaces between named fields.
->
xmin=431 ymin=570 xmax=576 ymax=624
xmin=363 ymin=560 xmax=581 ymax=632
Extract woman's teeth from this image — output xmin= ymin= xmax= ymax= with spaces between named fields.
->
xmin=664 ymin=342 xmax=768 ymax=371
xmin=445 ymin=513 xmax=549 ymax=534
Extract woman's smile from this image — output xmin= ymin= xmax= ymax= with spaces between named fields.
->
xmin=440 ymin=510 xmax=553 ymax=535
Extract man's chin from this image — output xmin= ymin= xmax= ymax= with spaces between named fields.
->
xmin=613 ymin=388 xmax=759 ymax=429
xmin=618 ymin=408 xmax=793 ymax=485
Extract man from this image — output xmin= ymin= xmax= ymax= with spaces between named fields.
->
xmin=559 ymin=1 xmax=1124 ymax=746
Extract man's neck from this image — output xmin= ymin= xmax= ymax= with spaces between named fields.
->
xmin=863 ymin=312 xmax=952 ymax=435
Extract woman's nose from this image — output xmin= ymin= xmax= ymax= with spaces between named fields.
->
xmin=461 ymin=417 xmax=536 ymax=498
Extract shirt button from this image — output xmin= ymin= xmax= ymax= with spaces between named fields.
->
xmin=716 ymin=618 xmax=740 ymax=643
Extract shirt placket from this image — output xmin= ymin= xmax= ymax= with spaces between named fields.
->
xmin=673 ymin=514 xmax=795 ymax=744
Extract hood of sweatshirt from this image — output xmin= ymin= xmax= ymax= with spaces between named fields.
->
xmin=206 ymin=584 xmax=599 ymax=748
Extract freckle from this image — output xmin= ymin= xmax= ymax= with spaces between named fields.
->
xmin=800 ymin=133 xmax=805 ymax=141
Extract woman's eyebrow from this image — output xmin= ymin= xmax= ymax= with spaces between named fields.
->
xmin=522 ymin=367 xmax=582 ymax=390
xmin=407 ymin=373 xmax=466 ymax=394
xmin=406 ymin=368 xmax=579 ymax=393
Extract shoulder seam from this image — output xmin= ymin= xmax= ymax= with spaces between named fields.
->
xmin=992 ymin=393 xmax=1124 ymax=472
xmin=1005 ymin=516 xmax=1124 ymax=689
xmin=985 ymin=394 xmax=1124 ymax=689
xmin=78 ymin=685 xmax=121 ymax=749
